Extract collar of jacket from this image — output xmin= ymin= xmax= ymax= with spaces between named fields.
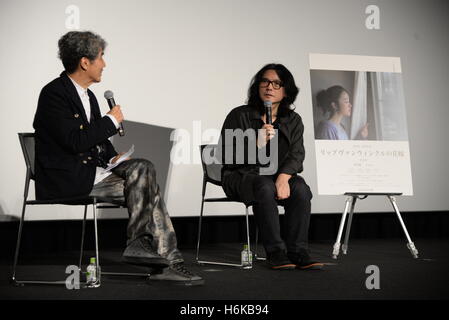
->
xmin=248 ymin=106 xmax=290 ymax=124
xmin=59 ymin=71 xmax=92 ymax=123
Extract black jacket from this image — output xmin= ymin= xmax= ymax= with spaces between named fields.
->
xmin=219 ymin=104 xmax=306 ymax=176
xmin=218 ymin=105 xmax=306 ymax=203
xmin=33 ymin=72 xmax=118 ymax=199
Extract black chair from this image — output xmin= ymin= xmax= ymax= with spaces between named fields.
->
xmin=195 ymin=144 xmax=265 ymax=269
xmin=11 ymin=133 xmax=150 ymax=286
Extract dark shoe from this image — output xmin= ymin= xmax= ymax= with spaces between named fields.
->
xmin=148 ymin=263 xmax=205 ymax=286
xmin=288 ymin=249 xmax=324 ymax=270
xmin=122 ymin=236 xmax=169 ymax=268
xmin=266 ymin=250 xmax=296 ymax=270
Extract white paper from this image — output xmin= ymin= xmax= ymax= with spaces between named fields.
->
xmin=93 ymin=145 xmax=135 ymax=185
xmin=104 ymin=144 xmax=135 ymax=172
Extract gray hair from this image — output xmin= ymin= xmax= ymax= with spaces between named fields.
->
xmin=58 ymin=31 xmax=107 ymax=73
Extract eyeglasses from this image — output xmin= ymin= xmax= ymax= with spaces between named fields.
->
xmin=259 ymin=78 xmax=283 ymax=90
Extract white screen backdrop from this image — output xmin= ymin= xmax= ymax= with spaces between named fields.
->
xmin=1 ymin=0 xmax=448 ymax=220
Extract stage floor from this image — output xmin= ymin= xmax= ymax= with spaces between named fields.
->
xmin=1 ymin=238 xmax=448 ymax=300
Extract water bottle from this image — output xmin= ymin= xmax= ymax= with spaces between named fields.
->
xmin=86 ymin=257 xmax=101 ymax=288
xmin=241 ymin=244 xmax=253 ymax=269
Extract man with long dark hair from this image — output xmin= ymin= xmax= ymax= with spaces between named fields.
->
xmin=33 ymin=31 xmax=203 ymax=285
xmin=219 ymin=64 xmax=323 ymax=270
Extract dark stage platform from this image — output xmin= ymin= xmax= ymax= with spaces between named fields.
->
xmin=1 ymin=238 xmax=448 ymax=301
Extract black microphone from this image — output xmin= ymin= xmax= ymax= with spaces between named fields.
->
xmin=104 ymin=90 xmax=125 ymax=136
xmin=264 ymin=100 xmax=272 ymax=125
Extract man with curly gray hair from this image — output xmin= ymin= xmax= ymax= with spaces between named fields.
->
xmin=33 ymin=31 xmax=203 ymax=286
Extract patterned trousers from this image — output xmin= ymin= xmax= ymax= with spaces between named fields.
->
xmin=89 ymin=158 xmax=183 ymax=264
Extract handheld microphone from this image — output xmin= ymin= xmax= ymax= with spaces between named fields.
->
xmin=264 ymin=100 xmax=272 ymax=125
xmin=104 ymin=90 xmax=125 ymax=136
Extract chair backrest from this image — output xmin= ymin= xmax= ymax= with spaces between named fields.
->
xmin=199 ymin=144 xmax=223 ymax=186
xmin=18 ymin=133 xmax=36 ymax=180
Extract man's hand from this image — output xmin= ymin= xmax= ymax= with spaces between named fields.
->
xmin=275 ymin=173 xmax=291 ymax=200
xmin=111 ymin=152 xmax=131 ymax=164
xmin=107 ymin=105 xmax=124 ymax=123
xmin=257 ymin=124 xmax=276 ymax=148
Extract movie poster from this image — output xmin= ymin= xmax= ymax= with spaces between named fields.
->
xmin=309 ymin=54 xmax=413 ymax=195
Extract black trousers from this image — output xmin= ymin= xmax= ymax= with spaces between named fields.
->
xmin=252 ymin=175 xmax=313 ymax=254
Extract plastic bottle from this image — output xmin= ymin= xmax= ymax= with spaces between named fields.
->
xmin=86 ymin=257 xmax=101 ymax=288
xmin=241 ymin=244 xmax=253 ymax=269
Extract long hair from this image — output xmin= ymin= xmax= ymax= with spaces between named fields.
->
xmin=247 ymin=63 xmax=299 ymax=116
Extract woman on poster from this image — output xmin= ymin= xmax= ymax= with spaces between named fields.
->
xmin=315 ymin=85 xmax=368 ymax=140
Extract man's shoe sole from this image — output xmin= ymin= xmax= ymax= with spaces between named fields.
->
xmin=270 ymin=263 xmax=296 ymax=270
xmin=148 ymin=277 xmax=205 ymax=286
xmin=298 ymin=262 xmax=324 ymax=270
xmin=122 ymin=256 xmax=169 ymax=268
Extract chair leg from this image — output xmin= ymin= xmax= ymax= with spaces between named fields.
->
xmin=196 ymin=201 xmax=251 ymax=268
xmin=244 ymin=206 xmax=253 ymax=269
xmin=255 ymin=226 xmax=258 ymax=256
xmin=11 ymin=201 xmax=67 ymax=286
xmin=10 ymin=200 xmax=27 ymax=285
xmin=92 ymin=199 xmax=100 ymax=271
xmin=90 ymin=201 xmax=151 ymax=279
xmin=12 ymin=199 xmax=150 ymax=285
xmin=78 ymin=205 xmax=88 ymax=271
xmin=195 ymin=197 xmax=205 ymax=262
xmin=254 ymin=227 xmax=266 ymax=261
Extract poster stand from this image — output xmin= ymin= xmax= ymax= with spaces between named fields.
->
xmin=332 ymin=192 xmax=419 ymax=259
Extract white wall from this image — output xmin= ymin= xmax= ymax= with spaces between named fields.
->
xmin=1 ymin=0 xmax=449 ymax=220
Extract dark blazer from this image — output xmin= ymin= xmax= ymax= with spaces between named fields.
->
xmin=220 ymin=104 xmax=305 ymax=174
xmin=33 ymin=72 xmax=118 ymax=200
xmin=219 ymin=104 xmax=306 ymax=203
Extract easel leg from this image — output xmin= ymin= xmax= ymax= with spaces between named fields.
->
xmin=342 ymin=196 xmax=357 ymax=255
xmin=332 ymin=196 xmax=352 ymax=259
xmin=388 ymin=196 xmax=419 ymax=259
